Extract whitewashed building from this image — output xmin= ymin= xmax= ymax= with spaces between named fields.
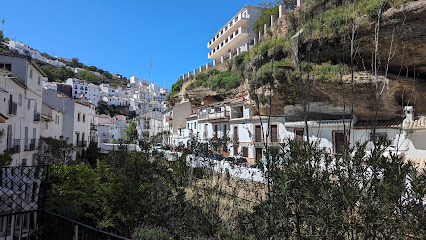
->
xmin=40 ymin=103 xmax=64 ymax=140
xmin=66 ymin=78 xmax=101 ymax=106
xmin=42 ymin=89 xmax=98 ymax=159
xmin=0 ymin=56 xmax=46 ymax=166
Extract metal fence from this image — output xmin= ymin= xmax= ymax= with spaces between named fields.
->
xmin=40 ymin=211 xmax=131 ymax=240
xmin=1 ymin=165 xmax=48 ymax=240
xmin=1 ymin=165 xmax=129 ymax=240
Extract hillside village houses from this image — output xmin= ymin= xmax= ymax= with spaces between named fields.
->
xmin=3 ymin=40 xmax=66 ymax=67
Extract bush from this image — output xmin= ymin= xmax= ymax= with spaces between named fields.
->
xmin=186 ymin=70 xmax=241 ymax=92
xmin=132 ymin=226 xmax=170 ymax=240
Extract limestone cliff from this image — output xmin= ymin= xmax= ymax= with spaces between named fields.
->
xmin=170 ymin=0 xmax=426 ymax=121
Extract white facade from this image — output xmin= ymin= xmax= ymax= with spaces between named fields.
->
xmin=40 ymin=103 xmax=64 ymax=140
xmin=0 ymin=56 xmax=45 ymax=166
xmin=42 ymin=90 xmax=98 ymax=159
xmin=4 ymin=40 xmax=66 ymax=67
xmin=207 ymin=5 xmax=260 ymax=64
xmin=66 ymin=78 xmax=101 ymax=106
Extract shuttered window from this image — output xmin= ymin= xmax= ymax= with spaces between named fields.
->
xmin=255 ymin=125 xmax=261 ymax=142
xmin=271 ymin=125 xmax=278 ymax=142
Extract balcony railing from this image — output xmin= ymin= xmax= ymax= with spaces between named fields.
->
xmin=77 ymin=141 xmax=87 ymax=148
xmin=207 ymin=12 xmax=249 ymax=48
xmin=8 ymin=101 xmax=17 ymax=115
xmin=7 ymin=139 xmax=21 ymax=153
xmin=34 ymin=112 xmax=41 ymax=122
xmin=30 ymin=138 xmax=36 ymax=150
xmin=208 ymin=26 xmax=249 ymax=58
xmin=208 ymin=111 xmax=229 ymax=119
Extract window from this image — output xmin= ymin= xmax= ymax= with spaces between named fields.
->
xmin=369 ymin=132 xmax=387 ymax=141
xmin=233 ymin=145 xmax=238 ymax=155
xmin=74 ymin=85 xmax=77 ymax=89
xmin=77 ymin=112 xmax=81 ymax=121
xmin=18 ymin=94 xmax=22 ymax=106
xmin=194 ymin=123 xmax=196 ymax=129
xmin=242 ymin=147 xmax=248 ymax=157
xmin=38 ymin=76 xmax=41 ymax=85
xmin=333 ymin=131 xmax=347 ymax=154
xmin=233 ymin=126 xmax=238 ymax=141
xmin=21 ymin=158 xmax=27 ymax=166
xmin=214 ymin=125 xmax=218 ymax=138
xmin=271 ymin=125 xmax=278 ymax=142
xmin=29 ymin=69 xmax=33 ymax=79
xmin=294 ymin=128 xmax=304 ymax=142
xmin=224 ymin=124 xmax=227 ymax=136
xmin=28 ymin=99 xmax=31 ymax=109
xmin=0 ymin=63 xmax=12 ymax=71
xmin=255 ymin=125 xmax=261 ymax=142
xmin=83 ymin=113 xmax=86 ymax=122
xmin=187 ymin=123 xmax=189 ymax=129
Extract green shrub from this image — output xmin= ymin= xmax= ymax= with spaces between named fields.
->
xmin=132 ymin=226 xmax=170 ymax=240
xmin=186 ymin=70 xmax=241 ymax=92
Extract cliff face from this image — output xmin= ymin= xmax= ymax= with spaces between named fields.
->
xmin=172 ymin=0 xmax=426 ymax=120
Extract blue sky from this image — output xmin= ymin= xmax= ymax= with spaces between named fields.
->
xmin=1 ymin=0 xmax=260 ymax=89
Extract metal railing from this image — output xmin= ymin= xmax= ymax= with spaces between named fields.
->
xmin=41 ymin=211 xmax=131 ymax=240
xmin=8 ymin=139 xmax=21 ymax=153
xmin=34 ymin=112 xmax=41 ymax=122
xmin=8 ymin=101 xmax=17 ymax=115
xmin=30 ymin=139 xmax=36 ymax=150
xmin=77 ymin=141 xmax=87 ymax=148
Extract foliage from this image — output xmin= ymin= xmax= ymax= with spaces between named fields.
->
xmin=257 ymin=58 xmax=292 ymax=84
xmin=253 ymin=0 xmax=296 ymax=34
xmin=300 ymin=0 xmax=416 ymax=41
xmin=186 ymin=70 xmax=241 ymax=91
xmin=38 ymin=136 xmax=75 ymax=165
xmin=0 ymin=130 xmax=12 ymax=166
xmin=124 ymin=120 xmax=138 ymax=144
xmin=76 ymin=69 xmax=100 ymax=85
xmin=40 ymin=65 xmax=75 ymax=82
xmin=69 ymin=58 xmax=85 ymax=68
xmin=97 ymin=104 xmax=120 ymax=117
xmin=47 ymin=164 xmax=110 ymax=224
xmin=83 ymin=140 xmax=100 ymax=168
xmin=167 ymin=78 xmax=183 ymax=99
xmin=132 ymin=225 xmax=170 ymax=240
xmin=238 ymin=139 xmax=425 ymax=239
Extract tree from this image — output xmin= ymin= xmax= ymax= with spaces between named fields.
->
xmin=0 ymin=130 xmax=12 ymax=166
xmin=124 ymin=120 xmax=138 ymax=143
xmin=38 ymin=136 xmax=75 ymax=165
xmin=83 ymin=140 xmax=100 ymax=168
xmin=76 ymin=69 xmax=99 ymax=84
xmin=40 ymin=65 xmax=75 ymax=82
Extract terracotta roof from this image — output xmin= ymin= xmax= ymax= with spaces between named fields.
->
xmin=353 ymin=120 xmax=402 ymax=129
xmin=115 ymin=115 xmax=126 ymax=119
xmin=404 ymin=117 xmax=426 ymax=129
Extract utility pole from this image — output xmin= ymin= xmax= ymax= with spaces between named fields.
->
xmin=2 ymin=18 xmax=5 ymax=33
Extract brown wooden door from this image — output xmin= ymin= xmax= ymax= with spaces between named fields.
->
xmin=255 ymin=148 xmax=262 ymax=161
xmin=233 ymin=126 xmax=238 ymax=142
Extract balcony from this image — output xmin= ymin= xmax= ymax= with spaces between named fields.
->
xmin=7 ymin=139 xmax=21 ymax=153
xmin=77 ymin=141 xmax=87 ymax=148
xmin=208 ymin=26 xmax=249 ymax=60
xmin=207 ymin=12 xmax=250 ymax=49
xmin=30 ymin=139 xmax=36 ymax=150
xmin=8 ymin=101 xmax=17 ymax=116
xmin=34 ymin=112 xmax=41 ymax=122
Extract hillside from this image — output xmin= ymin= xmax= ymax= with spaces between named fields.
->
xmin=169 ymin=0 xmax=426 ymax=121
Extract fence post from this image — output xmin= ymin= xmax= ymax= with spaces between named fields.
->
xmin=74 ymin=225 xmax=79 ymax=240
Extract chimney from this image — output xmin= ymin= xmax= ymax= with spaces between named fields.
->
xmin=404 ymin=106 xmax=414 ymax=123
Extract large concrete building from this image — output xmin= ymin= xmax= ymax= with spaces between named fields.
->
xmin=207 ymin=5 xmax=260 ymax=65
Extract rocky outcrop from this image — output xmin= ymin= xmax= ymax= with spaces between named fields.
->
xmin=172 ymin=1 xmax=425 ymax=121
